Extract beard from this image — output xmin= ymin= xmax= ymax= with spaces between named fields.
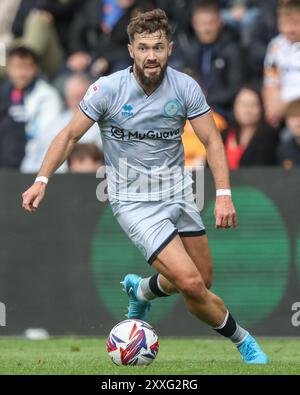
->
xmin=134 ymin=60 xmax=167 ymax=88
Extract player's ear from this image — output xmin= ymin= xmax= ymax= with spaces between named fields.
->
xmin=168 ymin=41 xmax=174 ymax=57
xmin=128 ymin=44 xmax=134 ymax=59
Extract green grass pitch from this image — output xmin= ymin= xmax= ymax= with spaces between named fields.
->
xmin=0 ymin=337 xmax=299 ymax=375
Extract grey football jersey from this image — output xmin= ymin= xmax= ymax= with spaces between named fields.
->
xmin=80 ymin=66 xmax=210 ymax=201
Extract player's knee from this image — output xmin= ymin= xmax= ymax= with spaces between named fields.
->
xmin=176 ymin=276 xmax=207 ymax=302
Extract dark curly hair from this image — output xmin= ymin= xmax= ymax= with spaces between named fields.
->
xmin=127 ymin=8 xmax=173 ymax=43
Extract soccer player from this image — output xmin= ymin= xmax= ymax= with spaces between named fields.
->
xmin=22 ymin=9 xmax=268 ymax=364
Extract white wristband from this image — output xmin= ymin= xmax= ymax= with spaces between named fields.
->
xmin=216 ymin=189 xmax=231 ymax=197
xmin=35 ymin=176 xmax=49 ymax=185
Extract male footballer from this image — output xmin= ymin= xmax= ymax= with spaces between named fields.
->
xmin=22 ymin=9 xmax=268 ymax=364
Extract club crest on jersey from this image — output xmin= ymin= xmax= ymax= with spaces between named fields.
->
xmin=164 ymin=99 xmax=180 ymax=117
xmin=121 ymin=104 xmax=134 ymax=117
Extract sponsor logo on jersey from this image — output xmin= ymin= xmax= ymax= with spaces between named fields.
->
xmin=84 ymin=83 xmax=98 ymax=100
xmin=110 ymin=126 xmax=180 ymax=140
xmin=121 ymin=104 xmax=134 ymax=117
xmin=111 ymin=127 xmax=125 ymax=139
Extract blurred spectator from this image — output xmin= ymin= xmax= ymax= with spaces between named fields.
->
xmin=21 ymin=73 xmax=102 ymax=173
xmin=263 ymin=0 xmax=300 ymax=128
xmin=0 ymin=0 xmax=22 ymax=80
xmin=183 ymin=112 xmax=228 ymax=167
xmin=0 ymin=0 xmax=21 ymax=48
xmin=222 ymin=86 xmax=279 ymax=170
xmin=0 ymin=46 xmax=62 ymax=169
xmin=67 ymin=0 xmax=155 ymax=78
xmin=278 ymin=100 xmax=300 ymax=168
xmin=12 ymin=0 xmax=82 ymax=77
xmin=177 ymin=0 xmax=245 ymax=118
xmin=67 ymin=143 xmax=104 ymax=173
xmin=220 ymin=0 xmax=260 ymax=46
xmin=245 ymin=0 xmax=278 ymax=85
xmin=182 ymin=120 xmax=207 ymax=167
xmin=181 ymin=67 xmax=228 ymax=166
xmin=155 ymin=0 xmax=194 ymax=32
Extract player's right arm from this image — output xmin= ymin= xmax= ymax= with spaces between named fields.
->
xmin=22 ymin=110 xmax=94 ymax=213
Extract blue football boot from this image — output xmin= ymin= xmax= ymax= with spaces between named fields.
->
xmin=237 ymin=334 xmax=269 ymax=364
xmin=121 ymin=274 xmax=151 ymax=320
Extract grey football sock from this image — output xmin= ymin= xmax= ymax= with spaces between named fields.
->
xmin=137 ymin=274 xmax=170 ymax=302
xmin=231 ymin=325 xmax=249 ymax=346
xmin=213 ymin=310 xmax=249 ymax=345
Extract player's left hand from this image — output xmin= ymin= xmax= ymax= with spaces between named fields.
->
xmin=214 ymin=195 xmax=237 ymax=229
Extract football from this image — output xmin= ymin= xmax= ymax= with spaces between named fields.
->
xmin=107 ymin=319 xmax=159 ymax=366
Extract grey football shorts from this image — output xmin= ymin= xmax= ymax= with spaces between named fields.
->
xmin=109 ymin=197 xmax=205 ymax=265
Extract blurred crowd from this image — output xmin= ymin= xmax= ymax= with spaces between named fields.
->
xmin=0 ymin=0 xmax=300 ymax=173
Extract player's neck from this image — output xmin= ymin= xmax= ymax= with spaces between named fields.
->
xmin=141 ymin=84 xmax=158 ymax=96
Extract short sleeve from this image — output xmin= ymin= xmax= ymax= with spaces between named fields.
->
xmin=264 ymin=40 xmax=280 ymax=86
xmin=185 ymin=77 xmax=211 ymax=120
xmin=79 ymin=78 xmax=109 ymax=122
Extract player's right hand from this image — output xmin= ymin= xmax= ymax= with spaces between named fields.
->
xmin=22 ymin=182 xmax=46 ymax=213
xmin=214 ymin=195 xmax=237 ymax=229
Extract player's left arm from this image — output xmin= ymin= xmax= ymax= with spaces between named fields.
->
xmin=190 ymin=112 xmax=237 ymax=229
